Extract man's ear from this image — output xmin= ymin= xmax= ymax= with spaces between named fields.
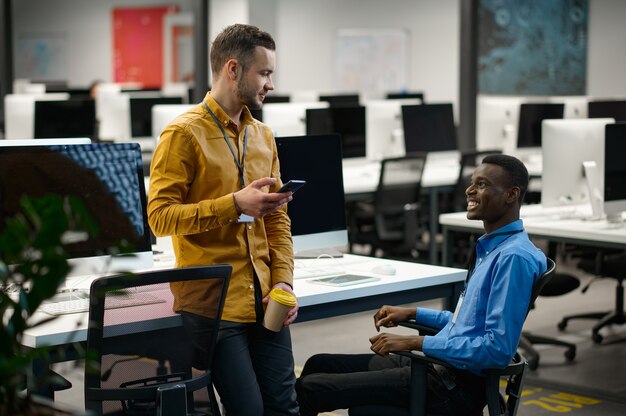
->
xmin=507 ymin=187 xmax=521 ymax=204
xmin=226 ymin=59 xmax=239 ymax=80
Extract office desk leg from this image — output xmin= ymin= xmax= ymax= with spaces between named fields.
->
xmin=443 ymin=281 xmax=465 ymax=311
xmin=429 ymin=187 xmax=440 ymax=265
xmin=442 ymin=226 xmax=454 ymax=267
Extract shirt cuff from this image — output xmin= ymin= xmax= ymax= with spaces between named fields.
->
xmin=208 ymin=194 xmax=240 ymax=225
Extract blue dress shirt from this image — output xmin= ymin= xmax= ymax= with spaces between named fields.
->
xmin=419 ymin=219 xmax=547 ymax=373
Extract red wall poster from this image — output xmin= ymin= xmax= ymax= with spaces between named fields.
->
xmin=112 ymin=6 xmax=178 ymax=88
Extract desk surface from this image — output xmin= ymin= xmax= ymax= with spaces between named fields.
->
xmin=342 ymin=156 xmax=460 ymax=195
xmin=440 ymin=204 xmax=626 ymax=246
xmin=22 ymin=254 xmax=466 ymax=349
xmin=439 ymin=205 xmax=626 ymax=266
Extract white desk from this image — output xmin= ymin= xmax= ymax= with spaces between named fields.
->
xmin=343 ymin=157 xmax=461 ymax=264
xmin=23 ymin=254 xmax=466 ymax=349
xmin=439 ymin=204 xmax=626 ymax=266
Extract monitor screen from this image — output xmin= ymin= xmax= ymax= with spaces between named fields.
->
xmin=34 ymin=99 xmax=96 ymax=140
xmin=401 ymin=103 xmax=457 ymax=153
xmin=130 ymin=97 xmax=184 ymax=137
xmin=264 ymin=95 xmax=291 ymax=104
xmin=275 ymin=134 xmax=348 ymax=254
xmin=318 ymin=93 xmax=360 ymax=107
xmin=0 ymin=143 xmax=152 ymax=277
xmin=386 ymin=91 xmax=424 ymax=102
xmin=516 ymin=103 xmax=564 ymax=148
xmin=588 ymin=100 xmax=626 ymax=122
xmin=541 ymin=118 xmax=614 ymax=207
xmin=305 ymin=106 xmax=366 ymax=159
xmin=604 ymin=123 xmax=626 ymax=221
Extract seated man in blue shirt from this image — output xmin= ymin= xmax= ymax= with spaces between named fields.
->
xmin=296 ymin=154 xmax=547 ymax=415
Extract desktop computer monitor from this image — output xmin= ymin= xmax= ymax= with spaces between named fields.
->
xmin=318 ymin=93 xmax=360 ymax=107
xmin=263 ymin=102 xmax=329 ymax=137
xmin=365 ymin=98 xmax=421 ymax=160
xmin=0 ymin=142 xmax=153 ymax=277
xmin=151 ymin=104 xmax=195 ymax=140
xmin=604 ymin=123 xmax=626 ymax=222
xmin=305 ymin=106 xmax=366 ymax=159
xmin=476 ymin=95 xmax=526 ymax=152
xmin=516 ymin=103 xmax=564 ymax=148
xmin=264 ymin=95 xmax=291 ymax=103
xmin=588 ymin=100 xmax=626 ymax=122
xmin=130 ymin=97 xmax=184 ymax=137
xmin=274 ymin=134 xmax=348 ymax=254
xmin=541 ymin=118 xmax=614 ymax=207
xmin=34 ymin=99 xmax=97 ymax=140
xmin=385 ymin=91 xmax=424 ymax=102
xmin=401 ymin=103 xmax=457 ymax=153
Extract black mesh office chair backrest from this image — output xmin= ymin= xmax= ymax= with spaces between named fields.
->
xmin=85 ymin=265 xmax=231 ymax=416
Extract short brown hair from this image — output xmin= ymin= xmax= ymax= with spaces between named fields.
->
xmin=210 ymin=24 xmax=275 ymax=78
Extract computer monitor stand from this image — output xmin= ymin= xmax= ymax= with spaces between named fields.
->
xmin=294 ymin=247 xmax=345 ymax=259
xmin=583 ymin=161 xmax=604 ymax=221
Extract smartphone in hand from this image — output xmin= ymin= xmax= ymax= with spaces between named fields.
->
xmin=277 ymin=180 xmax=306 ymax=194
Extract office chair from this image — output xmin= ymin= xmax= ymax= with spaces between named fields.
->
xmin=348 ymin=153 xmax=427 ymax=259
xmin=559 ymin=249 xmax=626 ymax=344
xmin=84 ymin=265 xmax=232 ymax=416
xmin=518 ymin=270 xmax=579 ymax=369
xmin=349 ymin=258 xmax=555 ymax=416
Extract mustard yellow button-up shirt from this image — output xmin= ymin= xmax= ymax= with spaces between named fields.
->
xmin=148 ymin=93 xmax=293 ymax=323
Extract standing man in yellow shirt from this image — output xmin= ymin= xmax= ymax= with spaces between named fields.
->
xmin=148 ymin=24 xmax=299 ymax=415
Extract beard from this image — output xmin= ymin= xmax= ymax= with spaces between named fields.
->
xmin=236 ymin=73 xmax=263 ymax=110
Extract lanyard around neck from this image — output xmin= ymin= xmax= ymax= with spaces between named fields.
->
xmin=203 ymin=101 xmax=248 ymax=189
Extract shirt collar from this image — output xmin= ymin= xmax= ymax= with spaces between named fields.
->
xmin=203 ymin=92 xmax=254 ymax=129
xmin=477 ymin=219 xmax=525 ymax=253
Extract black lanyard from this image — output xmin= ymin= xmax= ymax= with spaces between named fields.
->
xmin=465 ymin=228 xmax=524 ymax=285
xmin=203 ymin=101 xmax=249 ymax=189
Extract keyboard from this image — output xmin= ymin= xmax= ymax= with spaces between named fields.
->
xmin=293 ymin=267 xmax=347 ymax=280
xmin=40 ymin=290 xmax=166 ymax=316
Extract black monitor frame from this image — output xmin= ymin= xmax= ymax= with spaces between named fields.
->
xmin=318 ymin=93 xmax=360 ymax=107
xmin=386 ymin=91 xmax=424 ymax=102
xmin=34 ymin=98 xmax=96 ymax=140
xmin=129 ymin=96 xmax=184 ymax=137
xmin=588 ymin=100 xmax=626 ymax=122
xmin=305 ymin=106 xmax=366 ymax=159
xmin=274 ymin=134 xmax=348 ymax=252
xmin=516 ymin=103 xmax=564 ymax=148
xmin=401 ymin=103 xmax=457 ymax=153
xmin=0 ymin=143 xmax=152 ymax=270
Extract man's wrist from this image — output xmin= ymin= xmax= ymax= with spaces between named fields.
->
xmin=233 ymin=193 xmax=243 ymax=214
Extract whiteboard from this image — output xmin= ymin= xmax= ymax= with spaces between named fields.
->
xmin=335 ymin=29 xmax=409 ymax=94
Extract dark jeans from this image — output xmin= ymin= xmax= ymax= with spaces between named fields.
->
xmin=296 ymin=353 xmax=487 ymax=416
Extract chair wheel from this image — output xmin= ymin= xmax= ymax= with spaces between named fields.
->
xmin=592 ymin=332 xmax=603 ymax=344
xmin=564 ymin=348 xmax=576 ymax=361
xmin=557 ymin=321 xmax=567 ymax=331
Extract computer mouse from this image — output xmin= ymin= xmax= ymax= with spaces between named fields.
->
xmin=372 ymin=263 xmax=397 ymax=276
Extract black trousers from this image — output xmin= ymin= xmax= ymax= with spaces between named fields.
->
xmin=296 ymin=353 xmax=487 ymax=416
xmin=180 ymin=277 xmax=298 ymax=416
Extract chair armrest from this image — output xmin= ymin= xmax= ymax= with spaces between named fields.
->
xmin=398 ymin=320 xmax=438 ymax=336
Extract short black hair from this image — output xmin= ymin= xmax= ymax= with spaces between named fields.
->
xmin=482 ymin=154 xmax=529 ymax=204
xmin=210 ymin=24 xmax=275 ymax=79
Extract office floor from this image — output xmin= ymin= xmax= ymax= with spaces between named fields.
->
xmin=53 ymin=250 xmax=626 ymax=415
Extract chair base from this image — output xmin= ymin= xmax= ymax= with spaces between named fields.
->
xmin=558 ymin=279 xmax=625 ymax=344
xmin=518 ymin=332 xmax=576 ymax=370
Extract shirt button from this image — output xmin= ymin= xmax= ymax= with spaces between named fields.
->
xmin=248 ymin=225 xmax=252 ymax=230
xmin=249 ymin=284 xmax=253 ymax=289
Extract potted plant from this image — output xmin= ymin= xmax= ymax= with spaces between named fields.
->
xmin=0 ymin=194 xmax=97 ymax=415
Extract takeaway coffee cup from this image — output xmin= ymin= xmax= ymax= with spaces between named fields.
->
xmin=263 ymin=288 xmax=297 ymax=332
